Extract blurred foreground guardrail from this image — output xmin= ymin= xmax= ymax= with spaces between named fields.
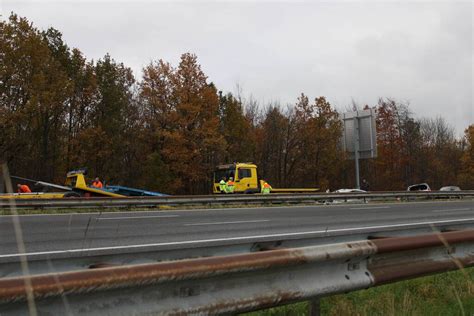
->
xmin=1 ymin=190 xmax=474 ymax=209
xmin=1 ymin=229 xmax=474 ymax=315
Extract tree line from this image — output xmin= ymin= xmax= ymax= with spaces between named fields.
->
xmin=1 ymin=14 xmax=473 ymax=194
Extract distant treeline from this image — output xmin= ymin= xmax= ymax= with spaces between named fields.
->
xmin=1 ymin=14 xmax=473 ymax=194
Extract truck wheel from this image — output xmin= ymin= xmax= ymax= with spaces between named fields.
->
xmin=63 ymin=192 xmax=81 ymax=198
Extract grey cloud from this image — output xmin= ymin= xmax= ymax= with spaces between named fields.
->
xmin=2 ymin=1 xmax=472 ymax=135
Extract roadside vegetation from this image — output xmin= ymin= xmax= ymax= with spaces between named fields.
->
xmin=243 ymin=267 xmax=474 ymax=315
xmin=1 ymin=13 xmax=473 ymax=195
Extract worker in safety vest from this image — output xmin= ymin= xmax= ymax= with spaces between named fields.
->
xmin=17 ymin=184 xmax=32 ymax=193
xmin=219 ymin=178 xmax=227 ymax=193
xmin=226 ymin=177 xmax=235 ymax=194
xmin=261 ymin=181 xmax=272 ymax=194
xmin=91 ymin=177 xmax=103 ymax=189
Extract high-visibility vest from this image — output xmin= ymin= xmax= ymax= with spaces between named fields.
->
xmin=92 ymin=180 xmax=103 ymax=189
xmin=18 ymin=185 xmax=32 ymax=193
xmin=219 ymin=180 xmax=226 ymax=192
xmin=226 ymin=181 xmax=235 ymax=193
xmin=261 ymin=182 xmax=272 ymax=194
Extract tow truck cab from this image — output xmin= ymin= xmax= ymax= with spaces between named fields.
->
xmin=213 ymin=163 xmax=260 ymax=194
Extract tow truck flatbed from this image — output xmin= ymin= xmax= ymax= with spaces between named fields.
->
xmin=106 ymin=185 xmax=167 ymax=197
xmin=1 ymin=170 xmax=166 ymax=198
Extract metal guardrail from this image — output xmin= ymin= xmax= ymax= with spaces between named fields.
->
xmin=1 ymin=190 xmax=473 ymax=209
xmin=1 ymin=229 xmax=474 ymax=315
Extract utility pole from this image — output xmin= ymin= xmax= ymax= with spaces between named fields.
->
xmin=354 ymin=114 xmax=360 ymax=189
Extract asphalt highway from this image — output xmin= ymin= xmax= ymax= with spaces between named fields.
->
xmin=0 ymin=200 xmax=473 ymax=258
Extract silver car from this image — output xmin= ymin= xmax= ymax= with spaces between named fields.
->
xmin=439 ymin=186 xmax=461 ymax=191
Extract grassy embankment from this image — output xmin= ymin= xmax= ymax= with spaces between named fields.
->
xmin=243 ymin=267 xmax=474 ymax=315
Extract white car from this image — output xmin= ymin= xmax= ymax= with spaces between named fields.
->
xmin=328 ymin=188 xmax=368 ymax=204
xmin=334 ymin=189 xmax=367 ymax=194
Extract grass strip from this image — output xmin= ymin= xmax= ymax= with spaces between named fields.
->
xmin=243 ymin=267 xmax=474 ymax=315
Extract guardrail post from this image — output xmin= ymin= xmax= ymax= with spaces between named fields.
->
xmin=309 ymin=298 xmax=321 ymax=316
xmin=0 ymin=167 xmax=4 ymax=193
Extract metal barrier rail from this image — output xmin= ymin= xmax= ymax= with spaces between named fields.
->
xmin=1 ymin=190 xmax=473 ymax=209
xmin=1 ymin=230 xmax=474 ymax=315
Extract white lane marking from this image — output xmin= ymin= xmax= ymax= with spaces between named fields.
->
xmin=432 ymin=208 xmax=471 ymax=213
xmin=350 ymin=206 xmax=390 ymax=210
xmin=185 ymin=220 xmax=269 ymax=226
xmin=3 ymin=217 xmax=474 ymax=259
xmin=98 ymin=215 xmax=180 ymax=220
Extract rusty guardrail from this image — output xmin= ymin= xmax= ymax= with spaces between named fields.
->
xmin=1 ymin=190 xmax=473 ymax=209
xmin=1 ymin=230 xmax=474 ymax=315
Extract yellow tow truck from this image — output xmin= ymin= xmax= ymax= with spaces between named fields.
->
xmin=213 ymin=162 xmax=319 ymax=194
xmin=0 ymin=170 xmax=123 ymax=199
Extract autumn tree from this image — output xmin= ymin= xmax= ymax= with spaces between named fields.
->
xmin=138 ymin=59 xmax=175 ymax=191
xmin=73 ymin=54 xmax=136 ymax=183
xmin=141 ymin=53 xmax=225 ymax=194
xmin=61 ymin=49 xmax=98 ymax=173
xmin=255 ymin=94 xmax=343 ymax=190
xmin=293 ymin=95 xmax=343 ymax=190
xmin=373 ymin=99 xmax=407 ymax=190
xmin=256 ymin=105 xmax=291 ymax=187
xmin=418 ymin=117 xmax=462 ymax=188
xmin=218 ymin=92 xmax=255 ymax=163
xmin=398 ymin=114 xmax=422 ymax=186
xmin=458 ymin=125 xmax=474 ymax=189
xmin=0 ymin=14 xmax=70 ymax=181
xmin=372 ymin=99 xmax=463 ymax=190
xmin=40 ymin=27 xmax=101 ymax=175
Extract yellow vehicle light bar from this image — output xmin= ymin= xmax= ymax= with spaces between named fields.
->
xmin=271 ymin=188 xmax=320 ymax=193
xmin=0 ymin=192 xmax=66 ymax=199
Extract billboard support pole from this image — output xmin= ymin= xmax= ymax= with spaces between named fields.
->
xmin=354 ymin=114 xmax=360 ymax=189
xmin=341 ymin=108 xmax=376 ymax=190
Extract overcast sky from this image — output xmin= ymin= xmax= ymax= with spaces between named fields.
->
xmin=1 ymin=0 xmax=473 ymax=135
